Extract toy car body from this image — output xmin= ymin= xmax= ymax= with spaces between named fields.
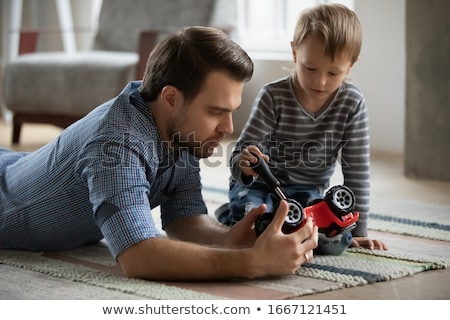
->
xmin=254 ymin=185 xmax=359 ymax=238
xmin=250 ymin=154 xmax=359 ymax=239
xmin=304 ymin=185 xmax=359 ymax=237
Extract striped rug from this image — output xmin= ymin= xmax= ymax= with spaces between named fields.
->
xmin=1 ymin=187 xmax=449 ymax=299
xmin=368 ymin=213 xmax=450 ymax=242
xmin=1 ymin=237 xmax=448 ymax=300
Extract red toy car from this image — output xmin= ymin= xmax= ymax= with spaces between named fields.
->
xmin=251 ymin=156 xmax=359 ymax=239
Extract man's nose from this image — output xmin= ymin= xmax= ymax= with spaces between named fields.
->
xmin=218 ymin=113 xmax=234 ymax=135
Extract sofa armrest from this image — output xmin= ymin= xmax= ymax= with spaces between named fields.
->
xmin=137 ymin=30 xmax=159 ymax=80
xmin=19 ymin=31 xmax=39 ymax=55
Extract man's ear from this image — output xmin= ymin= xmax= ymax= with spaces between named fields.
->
xmin=160 ymin=85 xmax=178 ymax=108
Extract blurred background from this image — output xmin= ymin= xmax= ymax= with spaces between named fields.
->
xmin=0 ymin=0 xmax=449 ymax=183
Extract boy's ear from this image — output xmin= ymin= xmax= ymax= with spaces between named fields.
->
xmin=290 ymin=41 xmax=297 ymax=63
xmin=347 ymin=58 xmax=358 ymax=74
xmin=348 ymin=56 xmax=360 ymax=71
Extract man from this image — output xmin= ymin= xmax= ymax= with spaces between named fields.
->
xmin=0 ymin=26 xmax=318 ymax=281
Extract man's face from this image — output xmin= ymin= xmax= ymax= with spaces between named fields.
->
xmin=167 ymin=71 xmax=244 ymax=158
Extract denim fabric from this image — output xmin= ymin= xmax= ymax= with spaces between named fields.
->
xmin=225 ymin=181 xmax=324 ymax=224
xmin=315 ymin=231 xmax=353 ymax=255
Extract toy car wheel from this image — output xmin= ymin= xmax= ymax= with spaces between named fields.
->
xmin=325 ymin=185 xmax=355 ymax=216
xmin=254 ymin=199 xmax=305 ymax=236
xmin=254 ymin=212 xmax=274 ymax=237
xmin=285 ymin=199 xmax=303 ymax=225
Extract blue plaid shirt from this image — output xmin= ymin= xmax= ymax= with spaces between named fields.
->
xmin=0 ymin=81 xmax=207 ymax=259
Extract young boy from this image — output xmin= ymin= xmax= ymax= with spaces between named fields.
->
xmin=217 ymin=4 xmax=387 ymax=253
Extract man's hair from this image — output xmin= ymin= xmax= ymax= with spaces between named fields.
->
xmin=140 ymin=26 xmax=254 ymax=102
xmin=292 ymin=4 xmax=362 ymax=63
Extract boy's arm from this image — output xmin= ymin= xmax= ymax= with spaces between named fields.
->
xmin=341 ymin=99 xmax=371 ymax=237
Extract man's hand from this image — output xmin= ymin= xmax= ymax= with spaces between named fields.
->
xmin=225 ymin=203 xmax=267 ymax=248
xmin=246 ymin=200 xmax=318 ymax=277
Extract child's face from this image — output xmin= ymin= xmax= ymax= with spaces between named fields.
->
xmin=291 ymin=36 xmax=354 ymax=107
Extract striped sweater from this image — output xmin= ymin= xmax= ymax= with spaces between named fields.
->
xmin=230 ymin=76 xmax=370 ymax=236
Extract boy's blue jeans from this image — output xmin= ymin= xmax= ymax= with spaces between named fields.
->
xmin=217 ymin=181 xmax=352 ymax=256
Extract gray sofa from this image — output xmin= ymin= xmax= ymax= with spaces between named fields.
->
xmin=2 ymin=0 xmax=236 ymax=144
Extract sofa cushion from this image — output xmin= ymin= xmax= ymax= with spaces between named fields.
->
xmin=3 ymin=51 xmax=138 ymax=116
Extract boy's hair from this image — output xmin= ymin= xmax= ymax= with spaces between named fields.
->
xmin=140 ymin=26 xmax=254 ymax=103
xmin=292 ymin=3 xmax=362 ymax=63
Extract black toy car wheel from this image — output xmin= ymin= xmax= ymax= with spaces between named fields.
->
xmin=285 ymin=199 xmax=303 ymax=225
xmin=254 ymin=212 xmax=274 ymax=237
xmin=325 ymin=185 xmax=355 ymax=216
xmin=254 ymin=199 xmax=304 ymax=236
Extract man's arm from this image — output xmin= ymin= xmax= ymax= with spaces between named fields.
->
xmin=164 ymin=203 xmax=266 ymax=249
xmin=118 ymin=236 xmax=256 ymax=280
xmin=117 ymin=201 xmax=318 ymax=281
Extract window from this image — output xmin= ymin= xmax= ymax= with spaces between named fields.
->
xmin=236 ymin=0 xmax=354 ymax=57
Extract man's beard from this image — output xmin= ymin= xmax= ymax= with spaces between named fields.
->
xmin=170 ymin=131 xmax=214 ymax=159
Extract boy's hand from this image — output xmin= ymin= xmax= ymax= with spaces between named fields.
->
xmin=351 ymin=236 xmax=388 ymax=250
xmin=238 ymin=145 xmax=269 ymax=177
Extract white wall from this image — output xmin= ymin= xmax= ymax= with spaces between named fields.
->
xmin=236 ymin=0 xmax=406 ymax=155
xmin=234 ymin=56 xmax=292 ymax=137
xmin=353 ymin=0 xmax=405 ymax=154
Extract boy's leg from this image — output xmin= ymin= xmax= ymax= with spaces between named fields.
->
xmin=315 ymin=231 xmax=353 ymax=256
xmin=286 ymin=185 xmax=324 ymax=207
xmin=216 ymin=181 xmax=273 ymax=226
